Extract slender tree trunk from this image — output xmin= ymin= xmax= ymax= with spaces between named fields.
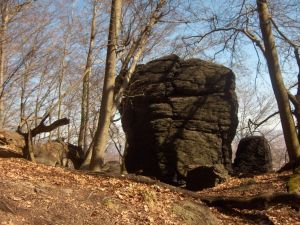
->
xmin=78 ymin=1 xmax=96 ymax=152
xmin=0 ymin=2 xmax=8 ymax=129
xmin=57 ymin=40 xmax=68 ymax=139
xmin=48 ymin=113 xmax=52 ymax=140
xmin=67 ymin=108 xmax=71 ymax=143
xmin=257 ymin=0 xmax=300 ymax=161
xmin=295 ymin=48 xmax=300 ymax=136
xmin=20 ymin=63 xmax=29 ymax=125
xmin=89 ymin=0 xmax=122 ymax=171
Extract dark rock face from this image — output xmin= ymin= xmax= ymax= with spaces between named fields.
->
xmin=233 ymin=136 xmax=273 ymax=175
xmin=186 ymin=164 xmax=229 ymax=191
xmin=121 ymin=55 xmax=238 ymax=185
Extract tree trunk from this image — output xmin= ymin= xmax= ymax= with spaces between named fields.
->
xmin=257 ymin=0 xmax=300 ymax=161
xmin=112 ymin=0 xmax=166 ymax=117
xmin=89 ymin=0 xmax=122 ymax=171
xmin=0 ymin=2 xmax=8 ymax=129
xmin=78 ymin=1 xmax=96 ymax=152
xmin=20 ymin=63 xmax=29 ymax=126
xmin=57 ymin=47 xmax=66 ymax=139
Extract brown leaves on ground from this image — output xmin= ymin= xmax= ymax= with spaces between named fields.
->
xmin=0 ymin=157 xmax=299 ymax=225
xmin=0 ymin=158 xmax=206 ymax=225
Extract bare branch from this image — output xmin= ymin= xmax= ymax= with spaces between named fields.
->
xmin=30 ymin=117 xmax=69 ymax=137
xmin=248 ymin=111 xmax=279 ymax=131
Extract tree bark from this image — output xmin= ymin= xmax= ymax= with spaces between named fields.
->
xmin=257 ymin=0 xmax=300 ymax=161
xmin=20 ymin=62 xmax=29 ymax=127
xmin=0 ymin=2 xmax=8 ymax=129
xmin=78 ymin=1 xmax=96 ymax=152
xmin=89 ymin=0 xmax=122 ymax=171
xmin=57 ymin=44 xmax=67 ymax=139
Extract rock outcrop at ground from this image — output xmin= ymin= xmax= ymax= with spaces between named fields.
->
xmin=0 ymin=130 xmax=25 ymax=157
xmin=34 ymin=140 xmax=84 ymax=169
xmin=233 ymin=136 xmax=273 ymax=175
xmin=0 ymin=130 xmax=83 ymax=169
xmin=121 ymin=55 xmax=238 ymax=187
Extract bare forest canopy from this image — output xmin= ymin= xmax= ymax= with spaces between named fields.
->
xmin=0 ymin=0 xmax=299 ymax=169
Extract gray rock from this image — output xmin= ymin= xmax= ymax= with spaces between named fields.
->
xmin=172 ymin=200 xmax=220 ymax=225
xmin=121 ymin=55 xmax=238 ymax=186
xmin=233 ymin=136 xmax=273 ymax=175
xmin=102 ymin=161 xmax=121 ymax=174
xmin=34 ymin=140 xmax=84 ymax=169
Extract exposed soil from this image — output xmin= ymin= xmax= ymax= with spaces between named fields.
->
xmin=0 ymin=158 xmax=299 ymax=225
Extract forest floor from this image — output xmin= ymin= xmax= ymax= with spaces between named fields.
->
xmin=0 ymin=158 xmax=299 ymax=225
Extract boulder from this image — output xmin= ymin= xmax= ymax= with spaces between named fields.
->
xmin=121 ymin=55 xmax=238 ymax=186
xmin=0 ymin=130 xmax=84 ymax=169
xmin=34 ymin=140 xmax=84 ymax=169
xmin=233 ymin=136 xmax=273 ymax=175
xmin=102 ymin=161 xmax=121 ymax=174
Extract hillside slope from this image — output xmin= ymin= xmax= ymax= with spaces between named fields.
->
xmin=0 ymin=158 xmax=299 ymax=225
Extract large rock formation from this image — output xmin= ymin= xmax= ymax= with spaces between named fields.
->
xmin=233 ymin=136 xmax=273 ymax=175
xmin=121 ymin=55 xmax=238 ymax=186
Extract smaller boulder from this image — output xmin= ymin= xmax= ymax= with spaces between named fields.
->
xmin=233 ymin=136 xmax=272 ymax=175
xmin=186 ymin=164 xmax=229 ymax=191
xmin=102 ymin=161 xmax=121 ymax=174
xmin=34 ymin=140 xmax=84 ymax=169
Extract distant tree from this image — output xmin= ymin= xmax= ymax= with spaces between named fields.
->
xmin=0 ymin=0 xmax=34 ymax=128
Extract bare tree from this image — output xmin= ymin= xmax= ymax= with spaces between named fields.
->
xmin=89 ymin=0 xmax=123 ymax=171
xmin=78 ymin=0 xmax=97 ymax=152
xmin=0 ymin=0 xmax=35 ymax=128
xmin=87 ymin=0 xmax=170 ymax=171
xmin=257 ymin=0 xmax=300 ymax=162
xmin=181 ymin=0 xmax=300 ymax=162
xmin=0 ymin=1 xmax=8 ymax=129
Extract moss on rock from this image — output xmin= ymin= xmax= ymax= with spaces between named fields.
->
xmin=172 ymin=201 xmax=219 ymax=225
